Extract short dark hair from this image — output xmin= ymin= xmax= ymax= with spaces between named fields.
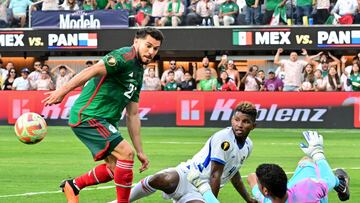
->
xmin=168 ymin=70 xmax=175 ymax=75
xmin=233 ymin=102 xmax=257 ymax=122
xmin=256 ymin=164 xmax=288 ymax=199
xmin=135 ymin=27 xmax=164 ymax=44
xmin=86 ymin=60 xmax=93 ymax=65
xmin=59 ymin=65 xmax=66 ymax=70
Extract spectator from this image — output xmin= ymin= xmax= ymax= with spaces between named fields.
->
xmin=194 ymin=56 xmax=217 ymax=82
xmin=143 ymin=67 xmax=161 ymax=90
xmin=2 ymin=68 xmax=16 ymax=90
xmin=213 ymin=0 xmax=239 ymax=26
xmin=197 ymin=68 xmax=217 ymax=91
xmin=96 ymin=0 xmax=108 ymax=9
xmin=0 ymin=0 xmax=8 ymax=27
xmin=60 ymin=0 xmax=80 ymax=10
xmin=164 ymin=71 xmax=178 ymax=91
xmin=152 ymin=0 xmax=167 ymax=26
xmin=12 ymin=68 xmax=31 ymax=90
xmin=177 ymin=71 xmax=196 ymax=91
xmin=161 ymin=60 xmax=184 ymax=86
xmin=28 ymin=61 xmax=42 ymax=87
xmin=241 ymin=65 xmax=261 ymax=91
xmin=257 ymin=69 xmax=265 ymax=90
xmin=313 ymin=69 xmax=324 ymax=91
xmin=85 ymin=60 xmax=93 ymax=68
xmin=313 ymin=0 xmax=330 ymax=24
xmin=42 ymin=64 xmax=50 ymax=75
xmin=319 ymin=66 xmax=342 ymax=91
xmin=244 ymin=0 xmax=261 ymax=25
xmin=42 ymin=0 xmax=60 ymax=10
xmin=342 ymin=58 xmax=360 ymax=91
xmin=82 ymin=0 xmax=95 ymax=10
xmin=34 ymin=70 xmax=54 ymax=90
xmin=262 ymin=0 xmax=286 ymax=24
xmin=295 ymin=0 xmax=312 ymax=24
xmin=217 ymin=70 xmax=237 ymax=91
xmin=196 ymin=0 xmax=215 ymax=25
xmin=300 ymin=63 xmax=315 ymax=91
xmin=185 ymin=0 xmax=201 ymax=25
xmin=307 ymin=51 xmax=340 ymax=77
xmin=274 ymin=48 xmax=307 ymax=91
xmin=340 ymin=56 xmax=356 ymax=91
xmin=113 ymin=0 xmax=131 ymax=10
xmin=331 ymin=0 xmax=358 ymax=24
xmin=264 ymin=69 xmax=283 ymax=91
xmin=8 ymin=0 xmax=33 ymax=27
xmin=0 ymin=61 xmax=14 ymax=82
xmin=217 ymin=54 xmax=228 ymax=71
xmin=275 ymin=63 xmax=286 ymax=81
xmin=135 ymin=0 xmax=152 ymax=26
xmin=160 ymin=0 xmax=185 ymax=26
xmin=226 ymin=60 xmax=240 ymax=89
xmin=50 ymin=64 xmax=75 ymax=90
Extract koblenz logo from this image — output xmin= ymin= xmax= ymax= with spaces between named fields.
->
xmin=256 ymin=104 xmax=327 ymax=122
xmin=59 ymin=12 xmax=100 ymax=29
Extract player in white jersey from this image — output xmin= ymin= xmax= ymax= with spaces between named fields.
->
xmin=124 ymin=102 xmax=258 ymax=203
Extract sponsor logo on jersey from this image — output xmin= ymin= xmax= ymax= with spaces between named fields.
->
xmin=221 ymin=141 xmax=230 ymax=151
xmin=107 ymin=56 xmax=117 ymax=66
xmin=129 ymin=72 xmax=133 ymax=77
xmin=109 ymin=124 xmax=117 ymax=133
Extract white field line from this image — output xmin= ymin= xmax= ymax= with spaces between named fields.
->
xmin=1 ymin=168 xmax=360 ymax=199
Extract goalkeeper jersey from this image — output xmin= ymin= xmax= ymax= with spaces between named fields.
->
xmin=69 ymin=46 xmax=144 ymax=127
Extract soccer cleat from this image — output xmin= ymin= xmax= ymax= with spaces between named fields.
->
xmin=334 ymin=169 xmax=350 ymax=201
xmin=60 ymin=179 xmax=80 ymax=203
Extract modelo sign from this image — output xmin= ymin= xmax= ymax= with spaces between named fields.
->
xmin=31 ymin=10 xmax=129 ymax=29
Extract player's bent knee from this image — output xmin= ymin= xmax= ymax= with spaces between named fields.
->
xmin=104 ymin=155 xmax=117 ymax=172
xmin=149 ymin=170 xmax=179 ymax=193
xmin=112 ymin=140 xmax=135 ymax=160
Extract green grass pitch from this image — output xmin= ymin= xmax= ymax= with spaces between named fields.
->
xmin=0 ymin=126 xmax=359 ymax=203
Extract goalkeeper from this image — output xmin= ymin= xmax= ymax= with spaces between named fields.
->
xmin=189 ymin=131 xmax=350 ymax=203
xmin=246 ymin=131 xmax=350 ymax=202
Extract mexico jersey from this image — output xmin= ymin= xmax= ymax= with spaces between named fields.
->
xmin=69 ymin=46 xmax=144 ymax=126
xmin=183 ymin=127 xmax=253 ymax=186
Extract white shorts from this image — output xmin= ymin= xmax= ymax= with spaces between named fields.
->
xmin=162 ymin=164 xmax=205 ymax=203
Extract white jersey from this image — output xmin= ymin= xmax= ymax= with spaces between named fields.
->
xmin=181 ymin=127 xmax=253 ymax=187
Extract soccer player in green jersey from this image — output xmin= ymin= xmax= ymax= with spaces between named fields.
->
xmin=42 ymin=27 xmax=164 ymax=203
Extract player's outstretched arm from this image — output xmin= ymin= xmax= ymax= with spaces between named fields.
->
xmin=126 ymin=102 xmax=149 ymax=173
xmin=231 ymin=171 xmax=258 ymax=203
xmin=42 ymin=61 xmax=107 ymax=106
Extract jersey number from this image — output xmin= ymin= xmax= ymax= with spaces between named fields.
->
xmin=124 ymin=83 xmax=135 ymax=99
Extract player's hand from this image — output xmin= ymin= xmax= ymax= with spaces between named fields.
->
xmin=137 ymin=152 xmax=149 ymax=173
xmin=277 ymin=48 xmax=283 ymax=53
xmin=41 ymin=90 xmax=65 ymax=106
xmin=300 ymin=131 xmax=325 ymax=161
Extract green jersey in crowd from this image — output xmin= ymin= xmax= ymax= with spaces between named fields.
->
xmin=164 ymin=81 xmax=178 ymax=91
xmin=350 ymin=73 xmax=360 ymax=91
xmin=69 ymin=46 xmax=144 ymax=127
xmin=220 ymin=1 xmax=239 ymax=18
xmin=199 ymin=78 xmax=217 ymax=91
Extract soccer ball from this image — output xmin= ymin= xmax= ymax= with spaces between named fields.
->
xmin=14 ymin=112 xmax=47 ymax=144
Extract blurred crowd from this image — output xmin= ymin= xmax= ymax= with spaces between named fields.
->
xmin=143 ymin=51 xmax=360 ymax=92
xmin=1 ymin=0 xmax=360 ymax=27
xmin=1 ymin=50 xmax=359 ymax=92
